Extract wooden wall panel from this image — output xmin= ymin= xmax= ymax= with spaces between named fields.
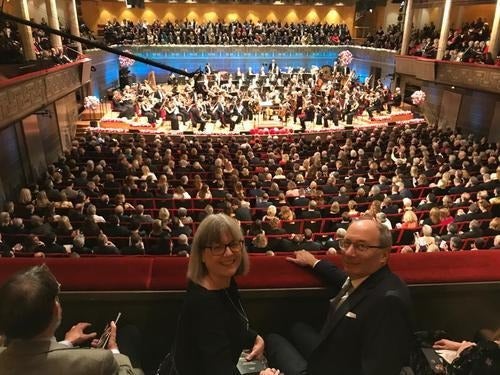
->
xmin=22 ymin=115 xmax=47 ymax=183
xmin=80 ymin=1 xmax=355 ymax=32
xmin=0 ymin=124 xmax=25 ymax=203
xmin=37 ymin=104 xmax=62 ymax=165
xmin=55 ymin=93 xmax=79 ymax=152
xmin=489 ymin=101 xmax=500 ymax=143
xmin=438 ymin=90 xmax=461 ymax=131
xmin=457 ymin=91 xmax=495 ymax=137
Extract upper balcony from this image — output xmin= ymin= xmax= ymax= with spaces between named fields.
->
xmin=395 ymin=55 xmax=500 ymax=94
xmin=0 ymin=58 xmax=91 ymax=129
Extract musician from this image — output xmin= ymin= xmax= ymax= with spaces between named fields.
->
xmin=324 ymin=100 xmax=340 ymax=128
xmin=224 ymin=101 xmax=243 ymax=132
xmin=164 ymin=99 xmax=180 ymax=130
xmin=137 ymin=96 xmax=157 ymax=124
xmin=188 ymin=100 xmax=206 ymax=132
xmin=112 ymin=90 xmax=135 ymax=118
xmin=293 ymin=91 xmax=304 ymax=124
xmin=173 ymin=94 xmax=190 ymax=125
xmin=204 ymin=62 xmax=213 ymax=75
xmin=212 ymin=95 xmax=226 ymax=128
xmin=366 ymin=92 xmax=383 ymax=119
xmin=387 ymin=87 xmax=402 ymax=114
xmin=269 ymin=59 xmax=279 ymax=75
xmin=342 ymin=95 xmax=359 ymax=124
xmin=298 ymin=99 xmax=315 ymax=131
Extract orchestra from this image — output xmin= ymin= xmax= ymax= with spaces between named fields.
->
xmin=108 ymin=60 xmax=403 ymax=132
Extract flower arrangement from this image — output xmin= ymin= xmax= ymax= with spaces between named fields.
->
xmin=411 ymin=90 xmax=426 ymax=106
xmin=338 ymin=50 xmax=353 ymax=66
xmin=84 ymin=96 xmax=100 ymax=110
xmin=119 ymin=51 xmax=135 ymax=68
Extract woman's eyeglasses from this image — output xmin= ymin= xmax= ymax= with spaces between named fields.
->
xmin=207 ymin=241 xmax=243 ymax=256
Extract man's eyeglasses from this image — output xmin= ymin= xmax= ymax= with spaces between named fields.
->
xmin=338 ymin=238 xmax=385 ymax=252
xmin=207 ymin=241 xmax=243 ymax=256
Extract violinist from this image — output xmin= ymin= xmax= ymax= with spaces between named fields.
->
xmin=137 ymin=96 xmax=157 ymax=124
xmin=323 ymin=99 xmax=340 ymax=128
xmin=188 ymin=99 xmax=206 ymax=132
xmin=164 ymin=99 xmax=180 ymax=130
xmin=225 ymin=101 xmax=242 ymax=131
xmin=298 ymin=98 xmax=315 ymax=131
xmin=366 ymin=92 xmax=383 ymax=119
xmin=293 ymin=91 xmax=304 ymax=124
xmin=387 ymin=87 xmax=402 ymax=114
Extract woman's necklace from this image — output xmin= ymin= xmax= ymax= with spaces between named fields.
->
xmin=224 ymin=289 xmax=249 ymax=330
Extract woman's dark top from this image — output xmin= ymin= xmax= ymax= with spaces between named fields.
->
xmin=174 ymin=279 xmax=257 ymax=375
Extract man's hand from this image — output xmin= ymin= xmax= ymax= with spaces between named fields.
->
xmin=64 ymin=322 xmax=97 ymax=345
xmin=246 ymin=335 xmax=265 ymax=360
xmin=286 ymin=250 xmax=318 ymax=268
xmin=91 ymin=321 xmax=119 ymax=351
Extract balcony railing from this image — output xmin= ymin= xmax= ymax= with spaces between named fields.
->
xmin=0 ymin=58 xmax=91 ymax=129
xmin=395 ymin=55 xmax=500 ymax=94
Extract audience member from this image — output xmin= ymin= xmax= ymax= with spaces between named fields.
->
xmin=0 ymin=265 xmax=143 ymax=374
xmin=266 ymin=218 xmax=413 ymax=375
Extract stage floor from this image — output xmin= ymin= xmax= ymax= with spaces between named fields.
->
xmin=87 ymin=108 xmax=419 ymax=136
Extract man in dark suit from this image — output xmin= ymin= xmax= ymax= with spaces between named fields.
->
xmin=0 ymin=265 xmax=141 ymax=375
xmin=103 ymin=215 xmax=131 ymax=237
xmin=301 ymin=200 xmax=321 ymax=220
xmin=299 ymin=229 xmax=322 ymax=251
xmin=266 ymin=218 xmax=413 ymax=375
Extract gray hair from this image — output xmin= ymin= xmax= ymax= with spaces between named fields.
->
xmin=187 ymin=214 xmax=249 ymax=283
xmin=351 ymin=216 xmax=392 ymax=250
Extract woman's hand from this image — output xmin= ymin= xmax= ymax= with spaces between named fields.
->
xmin=433 ymin=338 xmax=462 ymax=351
xmin=246 ymin=335 xmax=265 ymax=360
xmin=456 ymin=341 xmax=476 ymax=356
xmin=260 ymin=368 xmax=280 ymax=375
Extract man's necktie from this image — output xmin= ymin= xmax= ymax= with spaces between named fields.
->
xmin=320 ymin=277 xmax=354 ymax=337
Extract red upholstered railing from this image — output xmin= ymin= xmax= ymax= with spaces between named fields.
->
xmin=0 ymin=251 xmax=500 ymax=291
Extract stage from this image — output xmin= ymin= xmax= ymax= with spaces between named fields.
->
xmin=81 ymin=108 xmax=423 ymax=136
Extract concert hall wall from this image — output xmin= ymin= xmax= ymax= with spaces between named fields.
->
xmin=80 ymin=1 xmax=355 ymax=32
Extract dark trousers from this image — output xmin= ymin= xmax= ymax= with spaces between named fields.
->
xmin=117 ymin=324 xmax=143 ymax=369
xmin=265 ymin=322 xmax=320 ymax=375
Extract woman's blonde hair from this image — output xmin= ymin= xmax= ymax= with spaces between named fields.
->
xmin=187 ymin=214 xmax=249 ymax=283
xmin=403 ymin=210 xmax=418 ymax=223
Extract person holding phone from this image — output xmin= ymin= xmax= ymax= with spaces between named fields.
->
xmin=0 ymin=265 xmax=143 ymax=375
xmin=172 ymin=213 xmax=266 ymax=375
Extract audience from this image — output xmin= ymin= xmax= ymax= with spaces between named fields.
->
xmin=0 ymin=122 xmax=496 ymax=257
xmin=368 ymin=18 xmax=497 ymax=64
xmin=102 ymin=19 xmax=352 ymax=46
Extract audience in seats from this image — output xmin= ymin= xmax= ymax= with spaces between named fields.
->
xmin=102 ymin=19 xmax=352 ymax=46
xmin=0 ymin=123 xmax=497 ymax=257
xmin=367 ymin=18 xmax=497 ymax=65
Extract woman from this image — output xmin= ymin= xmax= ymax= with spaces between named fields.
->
xmin=414 ymin=224 xmax=436 ymax=252
xmin=173 ymin=213 xmax=265 ymax=375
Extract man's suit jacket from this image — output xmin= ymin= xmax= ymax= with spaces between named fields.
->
xmin=308 ymin=262 xmax=413 ymax=375
xmin=0 ymin=338 xmax=138 ymax=375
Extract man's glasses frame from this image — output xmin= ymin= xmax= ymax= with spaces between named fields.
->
xmin=338 ymin=238 xmax=386 ymax=252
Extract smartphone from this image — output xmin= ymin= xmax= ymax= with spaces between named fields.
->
xmin=96 ymin=312 xmax=122 ymax=349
